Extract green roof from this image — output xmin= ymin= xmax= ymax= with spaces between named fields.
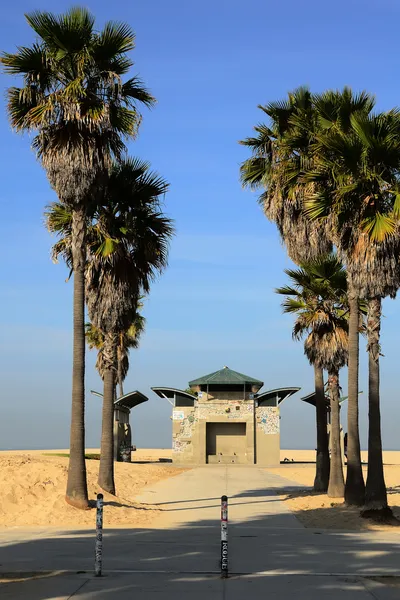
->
xmin=189 ymin=366 xmax=263 ymax=387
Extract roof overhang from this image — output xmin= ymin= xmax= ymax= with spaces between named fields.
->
xmin=151 ymin=387 xmax=196 ymax=406
xmin=256 ymin=387 xmax=301 ymax=405
xmin=114 ymin=391 xmax=148 ymax=410
xmin=301 ymin=391 xmax=330 ymax=409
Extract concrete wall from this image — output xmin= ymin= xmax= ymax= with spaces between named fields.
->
xmin=172 ymin=392 xmax=254 ymax=464
xmin=255 ymin=405 xmax=280 ymax=466
xmin=172 ymin=390 xmax=279 ymax=466
xmin=172 ymin=405 xmax=197 ymax=464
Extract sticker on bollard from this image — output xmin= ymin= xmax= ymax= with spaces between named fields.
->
xmin=221 ymin=495 xmax=228 ymax=577
xmin=94 ymin=493 xmax=103 ymax=577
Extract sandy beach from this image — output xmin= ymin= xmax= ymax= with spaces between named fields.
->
xmin=0 ymin=448 xmax=399 ymax=530
xmin=0 ymin=449 xmax=182 ymax=528
xmin=275 ymin=450 xmax=400 ymax=530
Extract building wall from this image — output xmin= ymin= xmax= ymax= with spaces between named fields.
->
xmin=172 ymin=404 xmax=197 ymax=463
xmin=255 ymin=405 xmax=280 ymax=466
xmin=172 ymin=391 xmax=280 ymax=466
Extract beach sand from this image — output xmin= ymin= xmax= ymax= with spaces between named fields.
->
xmin=0 ymin=449 xmax=181 ymax=528
xmin=274 ymin=450 xmax=400 ymax=530
xmin=0 ymin=448 xmax=399 ymax=530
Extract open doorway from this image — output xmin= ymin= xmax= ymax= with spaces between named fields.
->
xmin=206 ymin=422 xmax=246 ymax=463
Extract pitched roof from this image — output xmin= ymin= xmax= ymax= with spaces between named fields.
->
xmin=189 ymin=366 xmax=263 ymax=387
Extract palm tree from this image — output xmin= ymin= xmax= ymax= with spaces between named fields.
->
xmin=240 ymin=87 xmax=331 ymax=264
xmin=303 ymin=108 xmax=400 ymax=516
xmin=304 ymin=89 xmax=376 ymax=507
xmin=47 ymin=157 xmax=174 ymax=494
xmin=242 ymin=87 xmax=375 ymax=506
xmin=277 ymin=279 xmax=329 ymax=492
xmin=276 ymin=255 xmax=349 ymax=497
xmin=85 ymin=310 xmax=146 ymax=397
xmin=240 ymin=90 xmax=330 ymax=493
xmin=2 ymin=8 xmax=155 ymax=508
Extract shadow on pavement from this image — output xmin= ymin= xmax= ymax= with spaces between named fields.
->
xmin=1 ymin=499 xmax=400 ymax=599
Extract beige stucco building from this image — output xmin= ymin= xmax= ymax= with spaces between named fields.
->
xmin=152 ymin=366 xmax=300 ymax=466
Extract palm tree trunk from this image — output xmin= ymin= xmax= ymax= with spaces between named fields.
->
xmin=345 ymin=291 xmax=365 ymax=506
xmin=117 ymin=350 xmax=124 ymax=398
xmin=363 ymin=297 xmax=391 ymax=518
xmin=327 ymin=370 xmax=345 ymax=498
xmin=98 ymin=333 xmax=118 ymax=495
xmin=66 ymin=206 xmax=89 ymax=510
xmin=314 ymin=365 xmax=330 ymax=492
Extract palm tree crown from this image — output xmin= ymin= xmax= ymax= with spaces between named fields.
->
xmin=240 ymin=87 xmax=331 ymax=263
xmin=276 ymin=254 xmax=349 ymax=372
xmin=85 ymin=311 xmax=146 ymax=390
xmin=276 ymin=254 xmax=352 ymax=498
xmin=303 ymin=108 xmax=400 ymax=299
xmin=1 ymin=7 xmax=154 ymax=204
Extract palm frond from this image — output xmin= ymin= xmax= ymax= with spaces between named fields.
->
xmin=361 ymin=212 xmax=396 ymax=242
xmin=122 ymin=77 xmax=156 ymax=108
xmin=95 ymin=20 xmax=135 ymax=57
xmin=26 ymin=7 xmax=95 ymax=54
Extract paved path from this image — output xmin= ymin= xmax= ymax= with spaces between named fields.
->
xmin=0 ymin=466 xmax=399 ymax=599
xmin=135 ymin=465 xmax=303 ymax=529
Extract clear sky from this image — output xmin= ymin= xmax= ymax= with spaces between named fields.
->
xmin=1 ymin=0 xmax=400 ymax=451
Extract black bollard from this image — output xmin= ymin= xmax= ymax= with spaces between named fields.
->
xmin=221 ymin=495 xmax=228 ymax=578
xmin=94 ymin=493 xmax=104 ymax=577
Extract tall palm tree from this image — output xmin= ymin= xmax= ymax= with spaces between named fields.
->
xmin=242 ymin=87 xmax=375 ymax=505
xmin=85 ymin=311 xmax=146 ymax=397
xmin=240 ymin=90 xmax=330 ymax=493
xmin=304 ymin=109 xmax=400 ymax=516
xmin=277 ymin=255 xmax=349 ymax=495
xmin=47 ymin=157 xmax=174 ymax=494
xmin=304 ymin=90 xmax=376 ymax=507
xmin=2 ymin=8 xmax=155 ymax=508
xmin=277 ymin=290 xmax=329 ymax=492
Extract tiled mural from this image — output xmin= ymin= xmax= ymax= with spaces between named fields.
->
xmin=173 ymin=439 xmax=191 ymax=453
xmin=196 ymin=401 xmax=253 ymax=420
xmin=256 ymin=407 xmax=280 ymax=435
xmin=180 ymin=413 xmax=196 ymax=438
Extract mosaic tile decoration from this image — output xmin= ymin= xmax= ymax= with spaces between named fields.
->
xmin=173 ymin=439 xmax=191 ymax=452
xmin=197 ymin=402 xmax=254 ymax=420
xmin=180 ymin=414 xmax=196 ymax=438
xmin=257 ymin=407 xmax=280 ymax=434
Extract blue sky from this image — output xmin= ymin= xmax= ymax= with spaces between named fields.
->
xmin=1 ymin=0 xmax=400 ymax=450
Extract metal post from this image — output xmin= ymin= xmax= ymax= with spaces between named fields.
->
xmin=221 ymin=495 xmax=228 ymax=578
xmin=95 ymin=493 xmax=103 ymax=577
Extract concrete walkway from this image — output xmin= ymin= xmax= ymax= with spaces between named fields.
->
xmin=135 ymin=465 xmax=303 ymax=529
xmin=1 ymin=466 xmax=399 ymax=599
